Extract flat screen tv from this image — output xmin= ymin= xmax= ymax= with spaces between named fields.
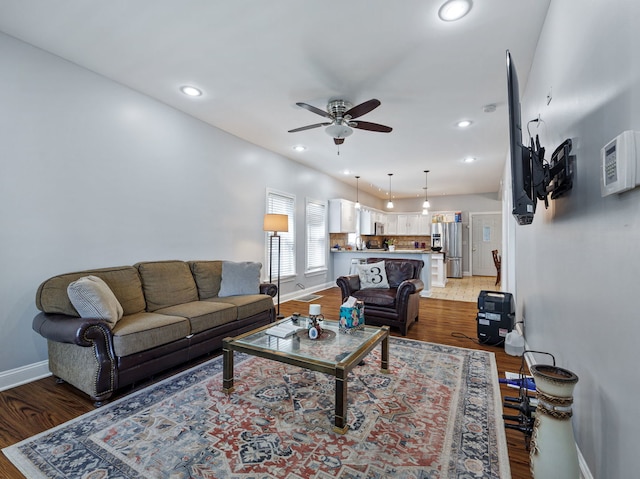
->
xmin=506 ymin=50 xmax=536 ymax=225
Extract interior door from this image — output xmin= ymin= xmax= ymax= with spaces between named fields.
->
xmin=471 ymin=213 xmax=501 ymax=276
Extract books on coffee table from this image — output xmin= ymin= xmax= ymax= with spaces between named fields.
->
xmin=266 ymin=322 xmax=303 ymax=338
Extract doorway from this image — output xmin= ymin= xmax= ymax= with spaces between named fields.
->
xmin=470 ymin=212 xmax=502 ymax=277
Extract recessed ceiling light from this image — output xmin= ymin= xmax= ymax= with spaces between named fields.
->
xmin=292 ymin=145 xmax=307 ymax=152
xmin=463 ymin=157 xmax=476 ymax=163
xmin=180 ymin=85 xmax=202 ymax=97
xmin=456 ymin=120 xmax=472 ymax=128
xmin=343 ymin=169 xmax=351 ymax=175
xmin=438 ymin=0 xmax=472 ymax=22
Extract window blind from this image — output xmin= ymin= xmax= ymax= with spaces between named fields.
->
xmin=306 ymin=199 xmax=327 ymax=272
xmin=266 ymin=191 xmax=295 ymax=278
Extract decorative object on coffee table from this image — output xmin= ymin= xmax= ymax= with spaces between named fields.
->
xmin=339 ymin=297 xmax=365 ymax=333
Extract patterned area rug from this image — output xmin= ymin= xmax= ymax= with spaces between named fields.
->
xmin=3 ymin=338 xmax=510 ymax=478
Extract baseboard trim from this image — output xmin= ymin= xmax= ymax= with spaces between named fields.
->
xmin=0 ymin=360 xmax=51 ymax=392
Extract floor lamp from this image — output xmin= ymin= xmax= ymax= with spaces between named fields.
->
xmin=263 ymin=213 xmax=288 ymax=319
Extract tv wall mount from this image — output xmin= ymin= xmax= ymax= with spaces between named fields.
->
xmin=530 ymin=136 xmax=575 ymax=209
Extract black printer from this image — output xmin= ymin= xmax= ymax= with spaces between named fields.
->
xmin=476 ymin=290 xmax=515 ymax=346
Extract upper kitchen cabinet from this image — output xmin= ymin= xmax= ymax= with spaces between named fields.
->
xmin=418 ymin=214 xmax=431 ymax=234
xmin=397 ymin=214 xmax=423 ymax=235
xmin=329 ymin=199 xmax=357 ymax=233
xmin=386 ymin=214 xmax=398 ymax=235
xmin=360 ymin=207 xmax=373 ymax=235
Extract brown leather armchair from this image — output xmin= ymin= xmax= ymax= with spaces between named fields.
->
xmin=336 ymin=257 xmax=424 ymax=336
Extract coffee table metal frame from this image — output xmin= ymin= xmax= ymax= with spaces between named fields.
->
xmin=222 ymin=317 xmax=390 ymax=434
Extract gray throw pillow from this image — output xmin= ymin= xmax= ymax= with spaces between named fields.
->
xmin=218 ymin=261 xmax=262 ymax=297
xmin=67 ymin=275 xmax=124 ymax=327
xmin=356 ymin=261 xmax=390 ymax=289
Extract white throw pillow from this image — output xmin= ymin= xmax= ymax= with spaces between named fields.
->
xmin=356 ymin=261 xmax=389 ymax=289
xmin=218 ymin=261 xmax=262 ymax=297
xmin=67 ymin=275 xmax=124 ymax=327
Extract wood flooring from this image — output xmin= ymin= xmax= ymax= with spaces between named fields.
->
xmin=0 ymin=287 xmax=533 ymax=478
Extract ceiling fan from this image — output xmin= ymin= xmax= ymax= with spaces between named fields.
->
xmin=288 ymin=99 xmax=393 ymax=145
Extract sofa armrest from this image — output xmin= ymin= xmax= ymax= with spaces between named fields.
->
xmin=396 ymin=278 xmax=424 ymax=302
xmin=260 ymin=282 xmax=277 ymax=297
xmin=336 ymin=274 xmax=361 ymax=301
xmin=33 ymin=312 xmax=114 ymax=347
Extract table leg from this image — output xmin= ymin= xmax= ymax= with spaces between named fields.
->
xmin=333 ymin=366 xmax=349 ymax=434
xmin=222 ymin=339 xmax=235 ymax=394
xmin=380 ymin=329 xmax=390 ymax=373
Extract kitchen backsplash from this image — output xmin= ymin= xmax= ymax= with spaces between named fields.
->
xmin=330 ymin=233 xmax=431 ymax=250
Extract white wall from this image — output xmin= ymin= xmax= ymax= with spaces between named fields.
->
xmin=508 ymin=1 xmax=640 ymax=477
xmin=0 ymin=33 xmax=358 ymax=375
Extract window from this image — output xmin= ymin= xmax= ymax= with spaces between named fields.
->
xmin=305 ymin=199 xmax=327 ymax=273
xmin=266 ymin=190 xmax=295 ymax=279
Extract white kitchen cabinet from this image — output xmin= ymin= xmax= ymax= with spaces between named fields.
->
xmin=385 ymin=214 xmax=398 ymax=235
xmin=359 ymin=208 xmax=374 ymax=235
xmin=329 ymin=199 xmax=357 ymax=233
xmin=419 ymin=214 xmax=431 ymax=234
xmin=431 ymin=253 xmax=447 ymax=287
xmin=397 ymin=214 xmax=422 ymax=234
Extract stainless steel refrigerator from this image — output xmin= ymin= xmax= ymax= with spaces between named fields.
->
xmin=431 ymin=222 xmax=463 ymax=278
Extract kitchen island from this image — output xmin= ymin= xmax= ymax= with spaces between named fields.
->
xmin=332 ymin=249 xmax=434 ymax=297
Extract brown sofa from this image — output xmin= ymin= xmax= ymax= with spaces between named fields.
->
xmin=32 ymin=260 xmax=276 ymax=405
xmin=336 ymin=257 xmax=424 ymax=336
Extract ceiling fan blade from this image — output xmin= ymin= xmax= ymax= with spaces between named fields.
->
xmin=334 ymin=138 xmax=345 ymax=145
xmin=296 ymin=102 xmax=333 ymax=119
xmin=351 ymin=121 xmax=393 ymax=133
xmin=288 ymin=122 xmax=332 ymax=133
xmin=345 ymin=99 xmax=381 ymax=119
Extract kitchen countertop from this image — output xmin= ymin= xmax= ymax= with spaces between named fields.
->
xmin=331 ymin=249 xmax=441 ymax=254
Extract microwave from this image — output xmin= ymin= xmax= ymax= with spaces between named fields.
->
xmin=374 ymin=222 xmax=385 ymax=235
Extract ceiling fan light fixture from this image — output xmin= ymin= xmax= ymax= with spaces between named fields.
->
xmin=325 ymin=124 xmax=353 ymax=139
xmin=438 ymin=0 xmax=472 ymax=22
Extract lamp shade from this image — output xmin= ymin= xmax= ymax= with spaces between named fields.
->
xmin=263 ymin=214 xmax=289 ymax=233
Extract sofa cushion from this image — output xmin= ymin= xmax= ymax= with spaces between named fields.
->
xmin=67 ymin=275 xmax=124 ymax=327
xmin=36 ymin=266 xmax=146 ymax=316
xmin=356 ymin=261 xmax=390 ymax=289
xmin=156 ymin=301 xmax=237 ymax=334
xmin=352 ymin=288 xmax=397 ymax=307
xmin=111 ymin=312 xmax=191 ymax=357
xmin=208 ymin=294 xmax=274 ymax=320
xmin=189 ymin=260 xmax=223 ymax=300
xmin=218 ymin=261 xmax=262 ymax=297
xmin=136 ymin=261 xmax=199 ymax=312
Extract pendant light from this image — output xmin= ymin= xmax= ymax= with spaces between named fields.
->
xmin=422 ymin=170 xmax=431 ymax=215
xmin=354 ymin=175 xmax=361 ymax=210
xmin=386 ymin=173 xmax=394 ymax=209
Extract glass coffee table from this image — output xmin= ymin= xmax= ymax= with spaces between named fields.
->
xmin=222 ymin=317 xmax=390 ymax=434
